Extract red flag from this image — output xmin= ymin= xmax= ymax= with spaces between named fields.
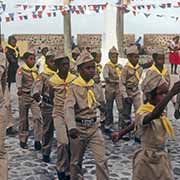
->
xmin=132 ymin=6 xmax=136 ymax=10
xmin=23 ymin=5 xmax=28 ymax=10
xmin=42 ymin=5 xmax=46 ymax=11
xmin=147 ymin=5 xmax=151 ymax=10
xmin=47 ymin=12 xmax=51 ymax=17
xmin=19 ymin=16 xmax=23 ymax=20
xmin=132 ymin=11 xmax=136 ymax=16
xmin=6 ymin=17 xmax=10 ymax=22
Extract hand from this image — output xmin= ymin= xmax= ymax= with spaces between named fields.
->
xmin=124 ymin=97 xmax=132 ymax=104
xmin=69 ymin=128 xmax=79 ymax=139
xmin=17 ymin=88 xmax=23 ymax=96
xmin=33 ymin=93 xmax=41 ymax=102
xmin=174 ymin=110 xmax=180 ymax=119
xmin=171 ymin=81 xmax=180 ymax=96
xmin=111 ymin=131 xmax=120 ymax=143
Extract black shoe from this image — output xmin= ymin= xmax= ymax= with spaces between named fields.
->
xmin=57 ymin=171 xmax=66 ymax=180
xmin=42 ymin=155 xmax=50 ymax=163
xmin=34 ymin=141 xmax=41 ymax=151
xmin=6 ymin=127 xmax=18 ymax=136
xmin=65 ymin=175 xmax=70 ymax=180
xmin=20 ymin=142 xmax=28 ymax=149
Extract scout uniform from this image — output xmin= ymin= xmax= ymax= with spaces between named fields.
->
xmin=65 ymin=51 xmax=109 ymax=180
xmin=119 ymin=45 xmax=143 ymax=127
xmin=0 ymin=52 xmax=8 ymax=180
xmin=91 ymin=49 xmax=106 ymax=114
xmin=133 ymin=78 xmax=174 ymax=180
xmin=103 ymin=47 xmax=123 ymax=127
xmin=33 ymin=57 xmax=56 ymax=160
xmin=48 ymin=56 xmax=76 ymax=177
xmin=16 ymin=61 xmax=42 ymax=145
xmin=70 ymin=47 xmax=80 ymax=75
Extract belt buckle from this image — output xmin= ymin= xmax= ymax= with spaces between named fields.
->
xmin=82 ymin=119 xmax=94 ymax=127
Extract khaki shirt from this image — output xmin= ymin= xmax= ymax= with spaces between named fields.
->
xmin=49 ymin=73 xmax=76 ymax=117
xmin=0 ymin=53 xmax=7 ymax=107
xmin=135 ymin=112 xmax=167 ymax=149
xmin=120 ymin=64 xmax=143 ymax=98
xmin=33 ymin=72 xmax=53 ymax=97
xmin=16 ymin=66 xmax=38 ymax=93
xmin=65 ymin=84 xmax=99 ymax=130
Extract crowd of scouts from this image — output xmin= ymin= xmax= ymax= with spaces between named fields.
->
xmin=1 ymin=35 xmax=180 ymax=180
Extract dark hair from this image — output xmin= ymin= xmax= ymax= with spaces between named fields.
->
xmin=91 ymin=52 xmax=97 ymax=59
xmin=152 ymin=53 xmax=158 ymax=61
xmin=22 ymin=52 xmax=34 ymax=61
xmin=55 ymin=56 xmax=69 ymax=67
xmin=8 ymin=35 xmax=17 ymax=44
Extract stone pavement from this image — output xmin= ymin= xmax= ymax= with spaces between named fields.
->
xmin=6 ymin=73 xmax=180 ymax=180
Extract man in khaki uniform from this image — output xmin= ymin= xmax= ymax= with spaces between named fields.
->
xmin=48 ymin=54 xmax=76 ymax=180
xmin=103 ymin=46 xmax=123 ymax=128
xmin=0 ymin=51 xmax=8 ymax=180
xmin=32 ymin=52 xmax=57 ymax=163
xmin=16 ymin=52 xmax=42 ymax=150
xmin=65 ymin=51 xmax=109 ymax=180
xmin=70 ymin=47 xmax=80 ymax=75
xmin=119 ymin=45 xmax=143 ymax=127
xmin=133 ymin=76 xmax=176 ymax=180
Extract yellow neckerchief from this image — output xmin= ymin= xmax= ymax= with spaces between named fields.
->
xmin=49 ymin=72 xmax=76 ymax=91
xmin=43 ymin=64 xmax=56 ymax=75
xmin=6 ymin=44 xmax=19 ymax=58
xmin=72 ymin=75 xmax=96 ymax=108
xmin=107 ymin=60 xmax=121 ymax=76
xmin=149 ymin=64 xmax=168 ymax=79
xmin=136 ymin=103 xmax=174 ymax=137
xmin=22 ymin=64 xmax=38 ymax=80
xmin=96 ymin=63 xmax=102 ymax=74
xmin=127 ymin=62 xmax=140 ymax=80
xmin=71 ymin=58 xmax=76 ymax=63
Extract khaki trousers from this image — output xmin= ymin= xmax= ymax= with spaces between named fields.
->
xmin=53 ymin=114 xmax=70 ymax=174
xmin=70 ymin=124 xmax=109 ymax=180
xmin=41 ymin=106 xmax=54 ymax=156
xmin=0 ymin=104 xmax=8 ymax=180
xmin=18 ymin=94 xmax=42 ymax=143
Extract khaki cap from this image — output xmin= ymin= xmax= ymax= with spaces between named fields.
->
xmin=72 ymin=47 xmax=81 ymax=54
xmin=76 ymin=50 xmax=94 ymax=66
xmin=109 ymin=46 xmax=118 ymax=54
xmin=126 ymin=45 xmax=139 ymax=55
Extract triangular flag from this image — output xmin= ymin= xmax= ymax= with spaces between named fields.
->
xmin=147 ymin=5 xmax=151 ymax=10
xmin=23 ymin=5 xmax=28 ymax=10
xmin=32 ymin=12 xmax=37 ymax=19
xmin=19 ymin=16 xmax=23 ymax=20
xmin=132 ymin=11 xmax=136 ymax=16
xmin=53 ymin=12 xmax=56 ymax=17
xmin=78 ymin=5 xmax=84 ymax=14
xmin=2 ymin=4 xmax=6 ymax=11
xmin=24 ymin=15 xmax=28 ymax=20
xmin=8 ymin=13 xmax=14 ymax=21
xmin=6 ymin=17 xmax=10 ymax=22
xmin=47 ymin=12 xmax=51 ymax=17
xmin=167 ymin=3 xmax=171 ymax=8
xmin=42 ymin=5 xmax=46 ymax=11
xmin=159 ymin=4 xmax=166 ymax=8
xmin=176 ymin=17 xmax=179 ymax=21
xmin=132 ymin=6 xmax=136 ymax=10
xmin=144 ymin=13 xmax=150 ymax=18
xmin=35 ymin=5 xmax=40 ymax=11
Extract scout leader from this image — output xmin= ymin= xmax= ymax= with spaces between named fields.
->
xmin=119 ymin=45 xmax=143 ymax=128
xmin=48 ymin=54 xmax=76 ymax=180
xmin=32 ymin=52 xmax=57 ymax=163
xmin=103 ymin=46 xmax=123 ymax=128
xmin=65 ymin=50 xmax=109 ymax=180
xmin=0 ymin=51 xmax=8 ymax=180
xmin=133 ymin=76 xmax=180 ymax=180
xmin=141 ymin=49 xmax=170 ymax=103
xmin=16 ymin=52 xmax=42 ymax=150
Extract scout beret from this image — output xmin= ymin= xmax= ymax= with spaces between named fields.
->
xmin=126 ymin=45 xmax=139 ymax=55
xmin=76 ymin=50 xmax=94 ymax=66
xmin=109 ymin=46 xmax=118 ymax=54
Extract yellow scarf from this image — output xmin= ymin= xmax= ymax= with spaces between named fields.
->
xmin=49 ymin=72 xmax=76 ymax=91
xmin=22 ymin=64 xmax=38 ymax=80
xmin=137 ymin=103 xmax=174 ymax=137
xmin=6 ymin=44 xmax=19 ymax=58
xmin=96 ymin=63 xmax=102 ymax=74
xmin=73 ymin=75 xmax=96 ymax=108
xmin=127 ymin=62 xmax=140 ymax=80
xmin=150 ymin=64 xmax=168 ymax=79
xmin=43 ymin=64 xmax=56 ymax=75
xmin=107 ymin=60 xmax=121 ymax=76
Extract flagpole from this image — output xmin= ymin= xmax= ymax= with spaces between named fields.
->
xmin=0 ymin=0 xmax=2 ymax=46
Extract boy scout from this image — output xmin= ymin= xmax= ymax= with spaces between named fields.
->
xmin=91 ymin=49 xmax=106 ymax=114
xmin=103 ymin=46 xmax=123 ymax=128
xmin=32 ymin=52 xmax=56 ymax=163
xmin=48 ymin=54 xmax=76 ymax=179
xmin=70 ymin=47 xmax=80 ymax=74
xmin=16 ymin=52 xmax=42 ymax=150
xmin=0 ymin=52 xmax=8 ymax=180
xmin=65 ymin=51 xmax=109 ymax=180
xmin=119 ymin=45 xmax=143 ymax=127
xmin=133 ymin=76 xmax=178 ymax=180
xmin=141 ymin=49 xmax=170 ymax=103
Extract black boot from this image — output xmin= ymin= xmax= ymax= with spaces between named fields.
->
xmin=65 ymin=175 xmax=70 ymax=180
xmin=42 ymin=155 xmax=50 ymax=163
xmin=6 ymin=127 xmax=18 ymax=136
xmin=34 ymin=141 xmax=41 ymax=151
xmin=20 ymin=142 xmax=28 ymax=149
xmin=57 ymin=172 xmax=66 ymax=180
